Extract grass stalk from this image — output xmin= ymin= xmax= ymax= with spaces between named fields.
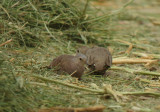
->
xmin=122 ymin=92 xmax=160 ymax=97
xmin=111 ymin=66 xmax=160 ymax=76
xmin=31 ymin=74 xmax=104 ymax=94
xmin=0 ymin=39 xmax=13 ymax=47
xmin=30 ymin=74 xmax=160 ymax=98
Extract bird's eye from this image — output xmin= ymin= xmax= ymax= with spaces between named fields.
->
xmin=77 ymin=50 xmax=79 ymax=53
xmin=79 ymin=58 xmax=82 ymax=60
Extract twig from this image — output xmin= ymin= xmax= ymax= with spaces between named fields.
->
xmin=0 ymin=39 xmax=13 ymax=47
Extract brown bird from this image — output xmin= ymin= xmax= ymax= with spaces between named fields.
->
xmin=48 ymin=53 xmax=87 ymax=80
xmin=77 ymin=46 xmax=112 ymax=75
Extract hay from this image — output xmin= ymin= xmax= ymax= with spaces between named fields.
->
xmin=3 ymin=0 xmax=159 ymax=112
xmin=0 ymin=0 xmax=116 ymax=111
xmin=0 ymin=0 xmax=113 ymax=47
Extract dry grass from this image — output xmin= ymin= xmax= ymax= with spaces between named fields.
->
xmin=0 ymin=0 xmax=160 ymax=112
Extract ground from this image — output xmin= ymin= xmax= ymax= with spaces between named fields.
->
xmin=1 ymin=0 xmax=160 ymax=112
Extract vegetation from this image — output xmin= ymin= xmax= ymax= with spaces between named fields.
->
xmin=0 ymin=0 xmax=160 ymax=112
